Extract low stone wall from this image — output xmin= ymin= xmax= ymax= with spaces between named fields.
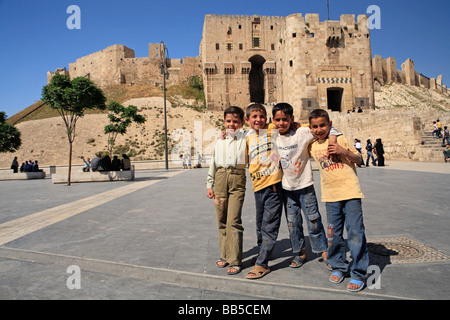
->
xmin=329 ymin=108 xmax=450 ymax=162
xmin=52 ymin=167 xmax=135 ymax=184
xmin=0 ymin=171 xmax=46 ymax=180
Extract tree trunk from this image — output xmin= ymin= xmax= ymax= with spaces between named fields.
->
xmin=67 ymin=141 xmax=72 ymax=186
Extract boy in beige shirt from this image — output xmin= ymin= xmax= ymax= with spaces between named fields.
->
xmin=309 ymin=109 xmax=369 ymax=292
xmin=207 ymin=106 xmax=247 ymax=275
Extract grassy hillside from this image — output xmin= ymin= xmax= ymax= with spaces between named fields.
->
xmin=7 ymin=78 xmax=206 ymax=125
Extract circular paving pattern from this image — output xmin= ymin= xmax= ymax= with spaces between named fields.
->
xmin=368 ymin=236 xmax=450 ymax=265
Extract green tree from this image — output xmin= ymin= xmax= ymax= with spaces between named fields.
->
xmin=42 ymin=74 xmax=106 ymax=185
xmin=104 ymin=101 xmax=146 ymax=156
xmin=0 ymin=112 xmax=21 ymax=153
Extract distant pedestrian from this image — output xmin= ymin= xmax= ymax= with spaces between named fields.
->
xmin=111 ymin=155 xmax=121 ymax=171
xmin=91 ymin=154 xmax=102 ymax=172
xmin=374 ymin=138 xmax=385 ymax=166
xmin=442 ymin=126 xmax=449 ymax=146
xmin=11 ymin=156 xmax=19 ymax=173
xmin=121 ymin=154 xmax=131 ymax=171
xmin=83 ymin=157 xmax=91 ymax=172
xmin=365 ymin=139 xmax=376 ymax=167
xmin=432 ymin=121 xmax=439 ymax=138
xmin=436 ymin=119 xmax=442 ymax=138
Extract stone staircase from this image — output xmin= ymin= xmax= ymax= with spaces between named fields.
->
xmin=418 ymin=131 xmax=446 ymax=162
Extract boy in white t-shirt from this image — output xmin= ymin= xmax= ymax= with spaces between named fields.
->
xmin=271 ymin=103 xmax=339 ymax=269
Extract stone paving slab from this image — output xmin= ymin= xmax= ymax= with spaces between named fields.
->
xmin=0 ymin=162 xmax=449 ymax=300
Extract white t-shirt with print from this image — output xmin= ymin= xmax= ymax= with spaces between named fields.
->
xmin=276 ymin=127 xmax=316 ymax=191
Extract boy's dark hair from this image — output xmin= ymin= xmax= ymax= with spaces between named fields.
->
xmin=272 ymin=103 xmax=293 ymax=117
xmin=224 ymin=106 xmax=245 ymax=122
xmin=308 ymin=109 xmax=330 ymax=123
xmin=246 ymin=103 xmax=266 ymax=118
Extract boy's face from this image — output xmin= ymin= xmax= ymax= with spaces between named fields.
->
xmin=309 ymin=116 xmax=332 ymax=140
xmin=224 ymin=113 xmax=243 ymax=132
xmin=272 ymin=110 xmax=293 ymax=135
xmin=246 ymin=109 xmax=267 ymax=131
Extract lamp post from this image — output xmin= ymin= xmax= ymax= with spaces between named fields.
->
xmin=160 ymin=41 xmax=169 ymax=170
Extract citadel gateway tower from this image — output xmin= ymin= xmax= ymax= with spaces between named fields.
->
xmin=200 ymin=13 xmax=375 ymax=119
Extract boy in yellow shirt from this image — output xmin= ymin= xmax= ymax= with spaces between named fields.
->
xmin=245 ymin=103 xmax=283 ymax=279
xmin=308 ymin=109 xmax=369 ymax=292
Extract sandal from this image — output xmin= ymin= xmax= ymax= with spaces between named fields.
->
xmin=289 ymin=256 xmax=306 ymax=268
xmin=216 ymin=258 xmax=228 ymax=268
xmin=227 ymin=265 xmax=242 ymax=275
xmin=329 ymin=271 xmax=347 ymax=284
xmin=245 ymin=265 xmax=270 ymax=280
xmin=347 ymin=278 xmax=365 ymax=292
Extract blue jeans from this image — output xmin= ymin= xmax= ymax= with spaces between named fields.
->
xmin=254 ymin=182 xmax=283 ymax=268
xmin=325 ymin=199 xmax=369 ymax=280
xmin=284 ymin=185 xmax=327 ymax=254
xmin=366 ymin=151 xmax=376 ymax=167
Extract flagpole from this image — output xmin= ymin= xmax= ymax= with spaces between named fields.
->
xmin=327 ymin=0 xmax=330 ymax=20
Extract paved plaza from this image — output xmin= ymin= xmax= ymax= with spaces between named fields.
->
xmin=0 ymin=161 xmax=449 ymax=300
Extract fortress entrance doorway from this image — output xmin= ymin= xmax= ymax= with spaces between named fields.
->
xmin=327 ymin=87 xmax=343 ymax=112
xmin=249 ymin=55 xmax=265 ymax=104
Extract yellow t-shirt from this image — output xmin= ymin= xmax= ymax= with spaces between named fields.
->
xmin=309 ymin=135 xmax=364 ymax=202
xmin=247 ymin=127 xmax=282 ymax=192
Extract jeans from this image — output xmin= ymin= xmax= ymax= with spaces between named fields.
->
xmin=443 ymin=136 xmax=450 ymax=145
xmin=284 ymin=185 xmax=327 ymax=254
xmin=325 ymin=199 xmax=369 ymax=280
xmin=366 ymin=151 xmax=376 ymax=167
xmin=254 ymin=182 xmax=283 ymax=268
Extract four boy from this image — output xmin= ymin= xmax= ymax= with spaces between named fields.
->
xmin=206 ymin=104 xmax=369 ymax=292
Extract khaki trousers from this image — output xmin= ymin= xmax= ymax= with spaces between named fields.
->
xmin=213 ymin=168 xmax=246 ymax=266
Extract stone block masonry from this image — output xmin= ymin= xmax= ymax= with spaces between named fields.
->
xmin=200 ymin=13 xmax=375 ymax=117
xmin=0 ymin=171 xmax=46 ymax=181
xmin=47 ymin=13 xmax=448 ymax=114
xmin=329 ymin=109 xmax=450 ymax=162
xmin=49 ymin=44 xmax=202 ymax=88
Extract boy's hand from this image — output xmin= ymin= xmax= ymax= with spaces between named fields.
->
xmin=327 ymin=142 xmax=345 ymax=156
xmin=207 ymin=188 xmax=215 ymax=199
xmin=290 ymin=122 xmax=301 ymax=132
xmin=327 ymin=135 xmax=339 ymax=161
xmin=328 ymin=143 xmax=363 ymax=166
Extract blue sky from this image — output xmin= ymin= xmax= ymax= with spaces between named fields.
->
xmin=0 ymin=0 xmax=449 ymax=118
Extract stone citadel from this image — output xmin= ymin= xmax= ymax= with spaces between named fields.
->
xmin=48 ymin=13 xmax=448 ymax=121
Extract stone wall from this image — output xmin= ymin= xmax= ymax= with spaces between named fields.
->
xmin=200 ymin=13 xmax=375 ymax=116
xmin=373 ymin=55 xmax=449 ymax=95
xmin=278 ymin=14 xmax=374 ymax=121
xmin=329 ymin=109 xmax=450 ymax=162
xmin=50 ymin=44 xmax=202 ymax=88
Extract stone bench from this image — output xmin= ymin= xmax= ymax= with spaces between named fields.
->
xmin=52 ymin=167 xmax=135 ymax=184
xmin=0 ymin=171 xmax=46 ymax=181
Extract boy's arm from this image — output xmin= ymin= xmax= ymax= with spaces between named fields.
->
xmin=328 ymin=141 xmax=363 ymax=165
xmin=328 ymin=127 xmax=341 ymax=143
xmin=206 ymin=150 xmax=216 ymax=198
xmin=326 ymin=127 xmax=341 ymax=159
